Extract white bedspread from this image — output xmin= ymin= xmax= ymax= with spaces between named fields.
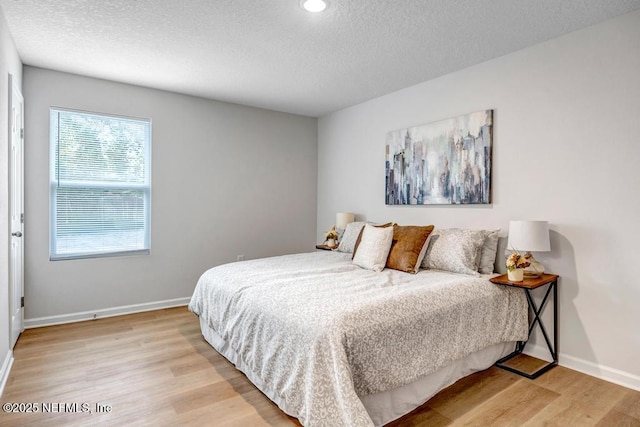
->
xmin=189 ymin=251 xmax=527 ymax=426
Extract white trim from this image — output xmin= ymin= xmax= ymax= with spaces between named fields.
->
xmin=0 ymin=351 xmax=15 ymax=397
xmin=24 ymin=297 xmax=190 ymax=329
xmin=559 ymin=352 xmax=640 ymax=392
xmin=524 ymin=344 xmax=640 ymax=392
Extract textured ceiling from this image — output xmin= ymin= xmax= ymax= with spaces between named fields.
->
xmin=2 ymin=0 xmax=640 ymax=117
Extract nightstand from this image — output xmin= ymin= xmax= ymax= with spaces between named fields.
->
xmin=315 ymin=244 xmax=337 ymax=251
xmin=490 ymin=273 xmax=559 ymax=379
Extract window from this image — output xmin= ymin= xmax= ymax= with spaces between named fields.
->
xmin=50 ymin=108 xmax=151 ymax=260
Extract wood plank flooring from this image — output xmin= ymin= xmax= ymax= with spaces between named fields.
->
xmin=1 ymin=307 xmax=638 ymax=426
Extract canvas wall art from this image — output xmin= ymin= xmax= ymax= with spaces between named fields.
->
xmin=385 ymin=110 xmax=493 ymax=205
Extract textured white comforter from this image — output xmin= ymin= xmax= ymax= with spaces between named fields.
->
xmin=189 ymin=251 xmax=527 ymax=426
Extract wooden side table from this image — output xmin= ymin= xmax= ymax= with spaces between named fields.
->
xmin=315 ymin=244 xmax=337 ymax=251
xmin=490 ymin=273 xmax=559 ymax=379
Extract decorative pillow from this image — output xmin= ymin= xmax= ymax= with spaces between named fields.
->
xmin=386 ymin=225 xmax=435 ymax=273
xmin=352 ymin=224 xmax=394 ymax=272
xmin=423 ymin=228 xmax=487 ymax=275
xmin=478 ymin=229 xmax=501 ymax=274
xmin=336 ymin=221 xmax=368 ymax=253
xmin=352 ymin=222 xmax=393 ymax=258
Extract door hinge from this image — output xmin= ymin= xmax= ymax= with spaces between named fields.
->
xmin=20 ymin=128 xmax=24 ymax=139
xmin=21 ymin=213 xmax=24 ymax=224
xmin=21 ymin=296 xmax=24 ymax=308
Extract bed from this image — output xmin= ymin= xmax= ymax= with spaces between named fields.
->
xmin=189 ymin=249 xmax=528 ymax=426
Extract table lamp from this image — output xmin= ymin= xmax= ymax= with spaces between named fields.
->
xmin=336 ymin=212 xmax=355 ymax=230
xmin=507 ymin=220 xmax=550 ymax=278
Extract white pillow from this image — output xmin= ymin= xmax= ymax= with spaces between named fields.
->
xmin=336 ymin=221 xmax=368 ymax=253
xmin=478 ymin=229 xmax=500 ymax=274
xmin=423 ymin=228 xmax=486 ymax=275
xmin=352 ymin=224 xmax=394 ymax=272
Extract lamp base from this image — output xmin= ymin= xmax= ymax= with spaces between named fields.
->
xmin=523 ymin=253 xmax=544 ymax=278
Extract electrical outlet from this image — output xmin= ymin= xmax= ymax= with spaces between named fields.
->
xmin=237 ymin=255 xmax=245 ymax=261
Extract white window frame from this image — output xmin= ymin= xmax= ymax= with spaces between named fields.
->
xmin=49 ymin=107 xmax=152 ymax=260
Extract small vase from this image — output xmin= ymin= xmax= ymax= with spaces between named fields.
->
xmin=326 ymin=238 xmax=336 ymax=247
xmin=507 ymin=268 xmax=524 ymax=282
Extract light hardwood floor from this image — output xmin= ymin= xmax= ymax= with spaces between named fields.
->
xmin=1 ymin=307 xmax=638 ymax=426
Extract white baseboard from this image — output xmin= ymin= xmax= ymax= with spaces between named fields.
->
xmin=0 ymin=350 xmax=14 ymax=397
xmin=560 ymin=352 xmax=640 ymax=392
xmin=524 ymin=344 xmax=640 ymax=392
xmin=24 ymin=297 xmax=191 ymax=329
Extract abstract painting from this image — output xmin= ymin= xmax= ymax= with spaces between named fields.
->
xmin=385 ymin=110 xmax=493 ymax=205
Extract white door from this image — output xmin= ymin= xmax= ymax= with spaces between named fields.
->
xmin=9 ymin=74 xmax=24 ymax=348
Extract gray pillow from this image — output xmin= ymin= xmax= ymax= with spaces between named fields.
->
xmin=478 ymin=229 xmax=500 ymax=274
xmin=423 ymin=228 xmax=487 ymax=275
xmin=336 ymin=221 xmax=368 ymax=253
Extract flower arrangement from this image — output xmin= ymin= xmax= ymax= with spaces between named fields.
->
xmin=506 ymin=251 xmax=531 ymax=271
xmin=325 ymin=226 xmax=339 ymax=241
xmin=324 ymin=226 xmax=339 ymax=246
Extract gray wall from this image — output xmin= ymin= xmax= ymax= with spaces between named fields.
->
xmin=0 ymin=6 xmax=22 ymax=387
xmin=23 ymin=67 xmax=317 ymax=320
xmin=317 ymin=10 xmax=640 ymax=387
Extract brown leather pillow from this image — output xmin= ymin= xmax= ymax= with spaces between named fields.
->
xmin=386 ymin=225 xmax=435 ymax=273
xmin=352 ymin=222 xmax=393 ymax=259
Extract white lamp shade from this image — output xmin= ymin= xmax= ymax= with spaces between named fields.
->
xmin=507 ymin=220 xmax=550 ymax=252
xmin=336 ymin=212 xmax=355 ymax=230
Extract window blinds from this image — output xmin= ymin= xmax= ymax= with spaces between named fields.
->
xmin=50 ymin=109 xmax=151 ymax=260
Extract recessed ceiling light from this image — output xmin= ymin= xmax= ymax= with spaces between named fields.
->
xmin=301 ymin=0 xmax=327 ymax=13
